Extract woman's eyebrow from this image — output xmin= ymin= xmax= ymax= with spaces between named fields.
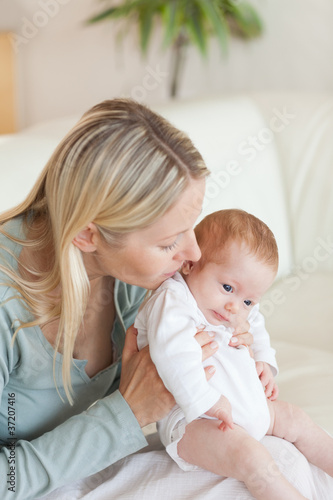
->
xmin=157 ymin=208 xmax=202 ymax=243
xmin=157 ymin=230 xmax=184 ymax=243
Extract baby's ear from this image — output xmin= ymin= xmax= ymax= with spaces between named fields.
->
xmin=182 ymin=260 xmax=194 ymax=275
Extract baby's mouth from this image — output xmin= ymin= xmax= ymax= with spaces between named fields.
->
xmin=212 ymin=310 xmax=230 ymax=323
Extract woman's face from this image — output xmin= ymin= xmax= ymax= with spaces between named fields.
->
xmin=94 ymin=178 xmax=206 ymax=290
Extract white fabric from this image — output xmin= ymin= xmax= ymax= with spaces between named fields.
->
xmin=41 ymin=434 xmax=333 ymax=500
xmin=135 ymin=273 xmax=277 ymax=444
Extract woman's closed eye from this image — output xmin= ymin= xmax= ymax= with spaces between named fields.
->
xmin=160 ymin=233 xmax=183 ymax=252
xmin=161 ymin=241 xmax=178 ymax=252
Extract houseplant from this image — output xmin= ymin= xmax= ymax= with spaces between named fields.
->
xmin=88 ymin=0 xmax=263 ymax=97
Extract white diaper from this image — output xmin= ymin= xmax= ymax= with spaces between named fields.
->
xmin=158 ymin=405 xmax=203 ymax=472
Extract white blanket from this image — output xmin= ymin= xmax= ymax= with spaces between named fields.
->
xmin=41 ymin=433 xmax=333 ymax=500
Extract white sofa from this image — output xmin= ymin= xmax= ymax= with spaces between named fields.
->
xmin=0 ymin=92 xmax=332 ymax=499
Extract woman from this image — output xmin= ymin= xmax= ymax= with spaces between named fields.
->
xmin=0 ymin=99 xmax=251 ymax=499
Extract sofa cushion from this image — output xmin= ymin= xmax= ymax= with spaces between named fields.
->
xmin=263 ymin=272 xmax=333 ymax=351
xmin=0 ymin=135 xmax=59 ymax=213
xmin=288 ymin=97 xmax=333 ymax=273
xmin=273 ymin=340 xmax=333 ymax=435
xmin=0 ymin=117 xmax=78 ymax=215
xmin=252 ymin=92 xmax=333 ymax=273
xmin=263 ymin=271 xmax=333 ymax=435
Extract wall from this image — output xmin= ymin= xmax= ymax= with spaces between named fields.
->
xmin=1 ymin=0 xmax=333 ymax=128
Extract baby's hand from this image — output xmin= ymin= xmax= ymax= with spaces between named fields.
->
xmin=205 ymin=395 xmax=234 ymax=431
xmin=256 ymin=361 xmax=279 ymax=400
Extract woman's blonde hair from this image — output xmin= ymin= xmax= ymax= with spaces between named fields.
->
xmin=194 ymin=209 xmax=279 ymax=271
xmin=0 ymin=99 xmax=209 ymax=403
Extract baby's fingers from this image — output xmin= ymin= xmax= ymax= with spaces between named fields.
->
xmin=218 ymin=418 xmax=234 ymax=432
xmin=218 ymin=421 xmax=228 ymax=431
xmin=223 ymin=414 xmax=234 ymax=430
xmin=268 ymin=384 xmax=279 ymax=401
xmin=216 ymin=409 xmax=234 ymax=431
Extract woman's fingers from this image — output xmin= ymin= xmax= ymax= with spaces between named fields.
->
xmin=194 ymin=328 xmax=219 ymax=361
xmin=122 ymin=324 xmax=139 ymax=360
xmin=194 ymin=328 xmax=214 ymax=346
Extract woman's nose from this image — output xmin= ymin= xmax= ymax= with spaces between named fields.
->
xmin=179 ymin=231 xmax=201 ymax=262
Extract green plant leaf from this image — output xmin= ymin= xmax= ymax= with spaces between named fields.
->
xmin=87 ymin=7 xmax=122 ymax=24
xmin=185 ymin=3 xmax=208 ymax=56
xmin=161 ymin=0 xmax=182 ymax=48
xmin=196 ymin=0 xmax=229 ymax=52
xmin=138 ymin=6 xmax=155 ymax=53
xmin=88 ymin=0 xmax=157 ymax=24
xmin=87 ymin=0 xmax=263 ymax=60
xmin=224 ymin=1 xmax=263 ymax=38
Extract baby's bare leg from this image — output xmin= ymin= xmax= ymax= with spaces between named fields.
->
xmin=267 ymin=400 xmax=333 ymax=476
xmin=177 ymin=419 xmax=307 ymax=500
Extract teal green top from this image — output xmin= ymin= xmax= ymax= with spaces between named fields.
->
xmin=0 ymin=217 xmax=148 ymax=499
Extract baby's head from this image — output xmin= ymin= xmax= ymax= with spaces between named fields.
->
xmin=182 ymin=209 xmax=278 ymax=328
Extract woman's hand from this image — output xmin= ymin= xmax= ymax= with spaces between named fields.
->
xmin=228 ymin=321 xmax=253 ymax=348
xmin=119 ymin=325 xmax=173 ymax=428
xmin=119 ymin=325 xmax=218 ymax=428
xmin=194 ymin=327 xmax=219 ymax=364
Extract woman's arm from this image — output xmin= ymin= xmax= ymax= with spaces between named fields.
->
xmin=0 ymin=294 xmax=148 ymax=500
xmin=0 ymin=391 xmax=147 ymax=500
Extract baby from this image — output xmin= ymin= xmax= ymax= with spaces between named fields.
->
xmin=135 ymin=209 xmax=333 ymax=500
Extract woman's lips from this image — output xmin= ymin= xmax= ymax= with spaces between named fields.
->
xmin=163 ymin=264 xmax=183 ymax=278
xmin=163 ymin=269 xmax=179 ymax=277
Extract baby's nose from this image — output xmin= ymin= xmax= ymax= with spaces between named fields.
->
xmin=225 ymin=301 xmax=238 ymax=314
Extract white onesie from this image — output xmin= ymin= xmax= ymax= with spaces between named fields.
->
xmin=135 ymin=272 xmax=278 ymax=471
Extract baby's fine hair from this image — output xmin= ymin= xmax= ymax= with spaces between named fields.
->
xmin=194 ymin=209 xmax=279 ymax=271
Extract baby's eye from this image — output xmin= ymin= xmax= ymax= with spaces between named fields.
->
xmin=223 ymin=284 xmax=233 ymax=293
xmin=244 ymin=299 xmax=252 ymax=307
